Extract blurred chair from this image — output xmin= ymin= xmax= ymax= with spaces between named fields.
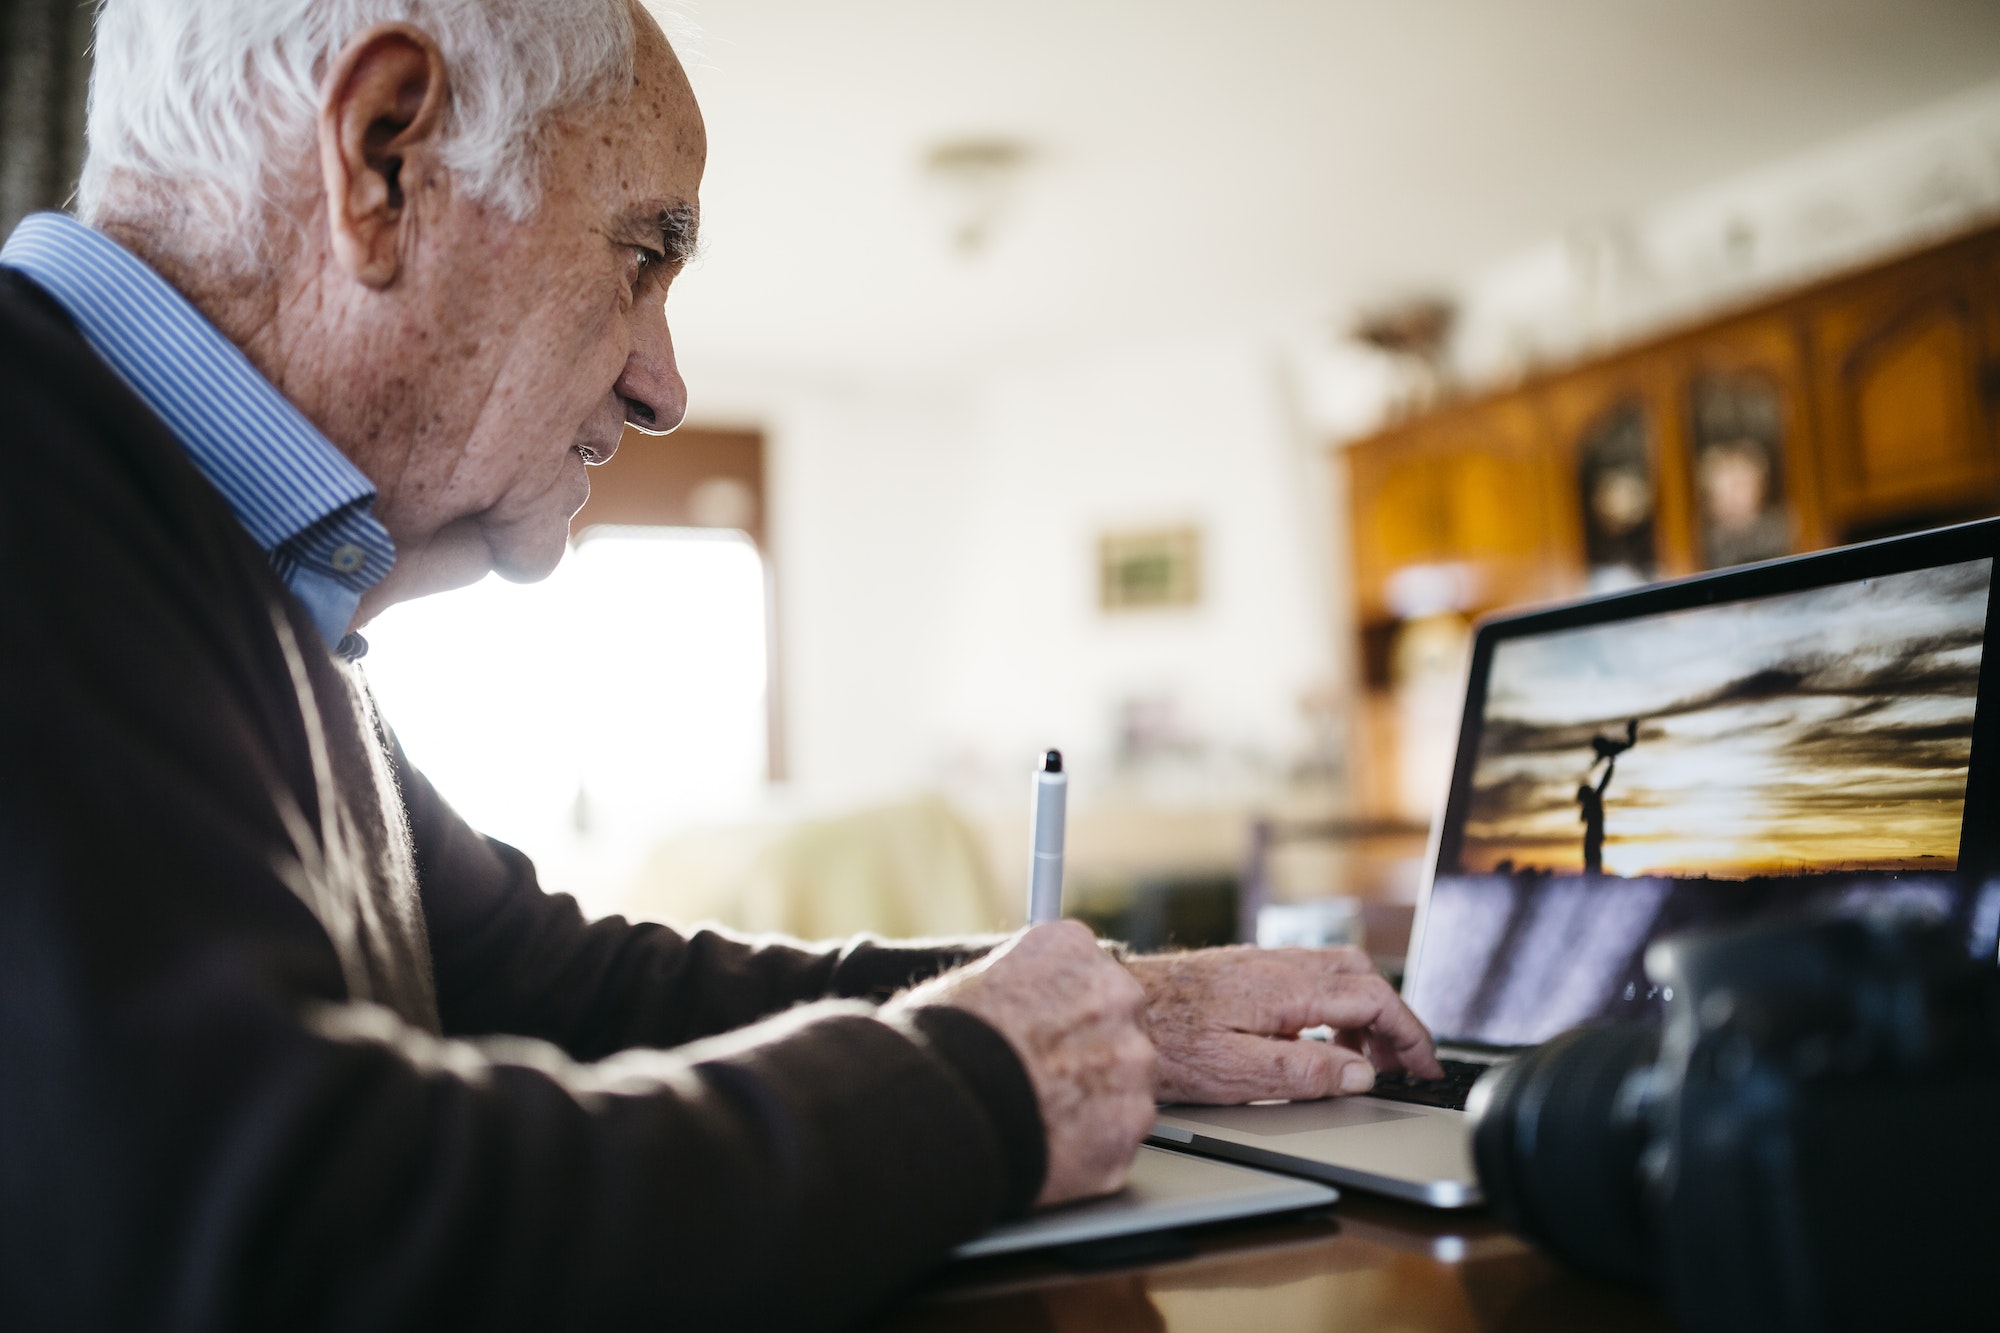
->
xmin=620 ymin=794 xmax=1011 ymax=940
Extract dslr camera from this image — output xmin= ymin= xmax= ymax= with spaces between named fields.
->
xmin=1467 ymin=906 xmax=2000 ymax=1332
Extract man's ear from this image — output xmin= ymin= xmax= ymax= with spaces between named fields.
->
xmin=317 ymin=24 xmax=450 ymax=288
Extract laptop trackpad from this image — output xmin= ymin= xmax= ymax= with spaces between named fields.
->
xmin=1166 ymin=1099 xmax=1423 ymax=1139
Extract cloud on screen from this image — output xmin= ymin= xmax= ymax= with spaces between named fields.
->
xmin=1456 ymin=560 xmax=1990 ymax=877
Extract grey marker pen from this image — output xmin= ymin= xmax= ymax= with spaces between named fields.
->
xmin=1027 ymin=749 xmax=1067 ymax=924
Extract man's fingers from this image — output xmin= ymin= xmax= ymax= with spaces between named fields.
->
xmin=1219 ymin=1030 xmax=1378 ymax=1101
xmin=1249 ymin=951 xmax=1407 ymax=1028
xmin=954 ymin=917 xmax=1160 ymax=1208
xmin=1128 ymin=944 xmax=1446 ymax=1103
xmin=1250 ymin=955 xmax=1442 ymax=1079
xmin=1294 ymin=1034 xmax=1377 ymax=1098
xmin=1025 ymin=917 xmax=1102 ymax=954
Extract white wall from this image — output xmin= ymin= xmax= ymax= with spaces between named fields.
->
xmin=726 ymin=336 xmax=1340 ymax=816
xmin=931 ymin=341 xmax=1334 ymax=791
xmin=759 ymin=383 xmax=981 ymax=805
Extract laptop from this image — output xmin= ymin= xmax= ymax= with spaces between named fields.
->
xmin=951 ymin=1144 xmax=1336 ymax=1259
xmin=1152 ymin=518 xmax=2000 ymax=1207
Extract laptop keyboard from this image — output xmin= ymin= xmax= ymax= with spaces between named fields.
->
xmin=1366 ymin=1058 xmax=1492 ymax=1111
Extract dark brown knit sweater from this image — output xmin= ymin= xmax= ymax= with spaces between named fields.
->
xmin=0 ymin=270 xmax=1042 ymax=1331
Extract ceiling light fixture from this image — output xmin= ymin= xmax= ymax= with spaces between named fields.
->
xmin=921 ymin=136 xmax=1033 ymax=258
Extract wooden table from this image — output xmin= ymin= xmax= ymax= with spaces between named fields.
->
xmin=876 ymin=1190 xmax=1675 ymax=1332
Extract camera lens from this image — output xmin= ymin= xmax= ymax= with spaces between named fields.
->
xmin=1468 ymin=1024 xmax=1660 ymax=1282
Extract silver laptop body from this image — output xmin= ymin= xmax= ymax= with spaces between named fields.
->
xmin=1154 ymin=521 xmax=2000 ymax=1208
xmin=952 ymin=1144 xmax=1337 ymax=1258
xmin=1152 ymin=1090 xmax=1484 ymax=1207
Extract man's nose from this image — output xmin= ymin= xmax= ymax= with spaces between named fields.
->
xmin=617 ymin=304 xmax=687 ymax=435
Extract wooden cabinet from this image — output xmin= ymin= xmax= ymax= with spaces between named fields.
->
xmin=1804 ymin=249 xmax=2000 ymax=533
xmin=1348 ymin=394 xmax=1562 ymax=625
xmin=1342 ymin=219 xmax=2000 ymax=817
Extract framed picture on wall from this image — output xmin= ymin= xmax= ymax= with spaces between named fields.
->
xmin=1099 ymin=526 xmax=1202 ymax=611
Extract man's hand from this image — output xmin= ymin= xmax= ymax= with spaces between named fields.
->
xmin=889 ymin=921 xmax=1157 ymax=1206
xmin=1126 ymin=945 xmax=1443 ymax=1104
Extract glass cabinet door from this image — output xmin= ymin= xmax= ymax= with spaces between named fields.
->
xmin=1575 ymin=398 xmax=1658 ymax=590
xmin=1689 ymin=369 xmax=1793 ymax=569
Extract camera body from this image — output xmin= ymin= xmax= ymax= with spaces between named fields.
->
xmin=1468 ymin=907 xmax=2000 ymax=1332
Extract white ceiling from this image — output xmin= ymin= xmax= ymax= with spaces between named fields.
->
xmin=665 ymin=0 xmax=2000 ymax=382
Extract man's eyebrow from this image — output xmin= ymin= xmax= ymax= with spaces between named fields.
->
xmin=618 ymin=200 xmax=701 ymax=264
xmin=654 ymin=202 xmax=701 ymax=264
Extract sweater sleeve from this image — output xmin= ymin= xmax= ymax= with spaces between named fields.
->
xmin=398 ymin=744 xmax=1002 ymax=1058
xmin=0 ymin=274 xmax=1042 ymax=1332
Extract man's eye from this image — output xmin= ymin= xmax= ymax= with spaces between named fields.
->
xmin=631 ymin=246 xmax=666 ymax=283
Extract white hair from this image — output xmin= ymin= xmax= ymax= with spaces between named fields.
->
xmin=79 ymin=0 xmax=687 ymax=247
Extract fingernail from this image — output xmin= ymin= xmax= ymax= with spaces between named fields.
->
xmin=1339 ymin=1062 xmax=1374 ymax=1094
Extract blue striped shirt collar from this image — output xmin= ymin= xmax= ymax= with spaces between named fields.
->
xmin=0 ymin=212 xmax=395 ymax=649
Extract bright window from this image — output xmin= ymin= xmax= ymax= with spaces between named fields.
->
xmin=361 ymin=528 xmax=769 ymax=916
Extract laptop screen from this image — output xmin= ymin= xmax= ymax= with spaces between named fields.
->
xmin=1407 ymin=531 xmax=2000 ymax=1049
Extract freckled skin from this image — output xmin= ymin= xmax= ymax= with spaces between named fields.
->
xmin=131 ymin=3 xmax=705 ymax=624
xmin=1126 ymin=946 xmax=1443 ymax=1103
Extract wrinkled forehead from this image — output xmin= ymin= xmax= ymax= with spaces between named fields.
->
xmin=624 ymin=10 xmax=705 ymax=164
xmin=562 ymin=10 xmax=705 ymax=241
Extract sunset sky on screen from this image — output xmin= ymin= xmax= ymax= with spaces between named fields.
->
xmin=1459 ymin=560 xmax=1991 ymax=878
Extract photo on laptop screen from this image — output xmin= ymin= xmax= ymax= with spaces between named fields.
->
xmin=1411 ymin=556 xmax=2000 ymax=1047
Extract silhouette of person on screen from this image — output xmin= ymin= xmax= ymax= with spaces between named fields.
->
xmin=1578 ymin=719 xmax=1639 ymax=875
xmin=1592 ymin=717 xmax=1638 ymax=767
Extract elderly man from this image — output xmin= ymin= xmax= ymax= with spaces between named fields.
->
xmin=0 ymin=1 xmax=1439 ymax=1327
